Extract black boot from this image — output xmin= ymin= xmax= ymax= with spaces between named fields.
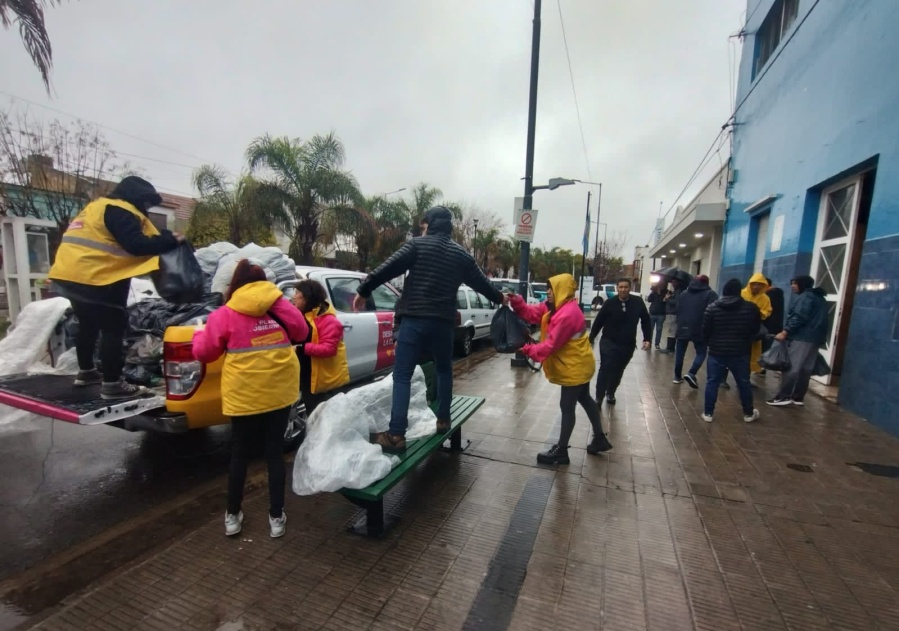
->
xmin=587 ymin=433 xmax=613 ymax=455
xmin=537 ymin=444 xmax=570 ymax=465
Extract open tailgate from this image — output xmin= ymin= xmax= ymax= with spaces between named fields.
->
xmin=0 ymin=374 xmax=165 ymax=425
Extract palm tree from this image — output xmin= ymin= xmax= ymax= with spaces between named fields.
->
xmin=189 ymin=165 xmax=277 ymax=247
xmin=396 ymin=183 xmax=445 ymax=238
xmin=1 ymin=1 xmax=63 ymax=93
xmin=246 ymin=132 xmax=361 ymax=264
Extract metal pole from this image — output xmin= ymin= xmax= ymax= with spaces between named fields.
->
xmin=593 ymin=183 xmax=602 ymax=290
xmin=578 ymin=190 xmax=590 ymax=309
xmin=513 ymin=0 xmax=541 ymax=368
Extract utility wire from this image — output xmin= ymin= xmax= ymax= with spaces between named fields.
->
xmin=556 ymin=0 xmax=593 ymax=183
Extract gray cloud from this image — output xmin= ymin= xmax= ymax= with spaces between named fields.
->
xmin=0 ymin=0 xmax=745 ymax=259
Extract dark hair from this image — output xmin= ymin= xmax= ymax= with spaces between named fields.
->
xmin=617 ymin=278 xmax=631 ymax=287
xmin=294 ymin=279 xmax=329 ymax=313
xmin=791 ymin=275 xmax=815 ymax=293
xmin=765 ymin=277 xmax=773 ymax=286
xmin=723 ymin=278 xmax=743 ymax=297
xmin=226 ymin=259 xmax=267 ymax=299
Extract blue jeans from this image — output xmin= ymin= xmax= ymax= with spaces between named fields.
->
xmin=705 ymin=354 xmax=754 ymax=416
xmin=674 ymin=339 xmax=708 ymax=380
xmin=650 ymin=315 xmax=666 ymax=347
xmin=390 ymin=317 xmax=454 ymax=436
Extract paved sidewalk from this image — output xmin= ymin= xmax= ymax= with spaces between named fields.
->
xmin=26 ymin=349 xmax=899 ymax=631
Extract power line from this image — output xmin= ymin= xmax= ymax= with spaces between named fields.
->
xmin=556 ymin=0 xmax=593 ymax=183
xmin=0 ymin=90 xmax=236 ymax=173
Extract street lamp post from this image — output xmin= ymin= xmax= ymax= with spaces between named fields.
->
xmin=473 ymin=218 xmax=479 ymax=265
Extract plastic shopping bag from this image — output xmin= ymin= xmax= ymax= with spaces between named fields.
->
xmin=152 ymin=241 xmax=205 ymax=304
xmin=490 ymin=305 xmax=531 ymax=353
xmin=759 ymin=339 xmax=791 ymax=372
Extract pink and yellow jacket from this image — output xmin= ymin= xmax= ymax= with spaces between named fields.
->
xmin=510 ymin=273 xmax=595 ymax=387
xmin=193 ymin=281 xmax=308 ymax=417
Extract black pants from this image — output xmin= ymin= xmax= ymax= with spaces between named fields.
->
xmin=595 ymin=337 xmax=635 ymax=399
xmin=228 ymin=406 xmax=290 ymax=518
xmin=558 ymin=382 xmax=604 ymax=449
xmin=71 ymin=300 xmax=128 ymax=382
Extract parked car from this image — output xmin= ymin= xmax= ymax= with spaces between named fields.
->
xmin=602 ymin=283 xmax=617 ymax=300
xmin=490 ymin=278 xmax=540 ymax=304
xmin=454 ymin=285 xmax=499 ymax=356
xmin=0 ymin=266 xmax=401 ymax=450
xmin=531 ymin=282 xmax=548 ymax=302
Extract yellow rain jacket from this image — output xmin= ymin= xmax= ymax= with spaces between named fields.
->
xmin=742 ymin=273 xmax=773 ymax=372
xmin=49 ymin=198 xmax=161 ymax=286
xmin=511 ymin=273 xmax=595 ymax=387
xmin=192 ymin=282 xmax=306 ymax=417
xmin=303 ymin=303 xmax=350 ymax=394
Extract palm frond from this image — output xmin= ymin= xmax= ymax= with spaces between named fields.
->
xmin=1 ymin=0 xmax=63 ymax=93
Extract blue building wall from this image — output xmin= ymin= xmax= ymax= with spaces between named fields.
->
xmin=723 ymin=0 xmax=899 ymax=434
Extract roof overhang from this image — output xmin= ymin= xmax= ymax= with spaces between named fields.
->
xmin=648 ymin=202 xmax=726 ymax=258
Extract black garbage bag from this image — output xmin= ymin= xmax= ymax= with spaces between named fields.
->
xmin=812 ymin=353 xmax=831 ymax=377
xmin=152 ymin=241 xmax=205 ymax=304
xmin=490 ymin=306 xmax=531 ymax=353
xmin=759 ymin=340 xmax=791 ymax=372
xmin=126 ymin=293 xmax=223 ymax=340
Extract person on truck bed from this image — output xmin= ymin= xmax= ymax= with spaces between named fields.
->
xmin=291 ymin=279 xmax=350 ymax=414
xmin=49 ymin=176 xmax=182 ymax=400
xmin=192 ymin=259 xmax=308 ymax=539
xmin=352 ymin=206 xmax=504 ymax=454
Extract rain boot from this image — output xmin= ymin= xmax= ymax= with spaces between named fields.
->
xmin=537 ymin=444 xmax=570 ymax=465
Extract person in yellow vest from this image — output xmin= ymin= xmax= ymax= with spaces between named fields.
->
xmin=49 ymin=176 xmax=181 ymax=400
xmin=290 ymin=279 xmax=350 ymax=414
xmin=742 ymin=273 xmax=773 ymax=373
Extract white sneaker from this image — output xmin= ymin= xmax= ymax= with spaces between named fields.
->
xmin=225 ymin=511 xmax=243 ymax=536
xmin=269 ymin=511 xmax=287 ymax=538
xmin=673 ymin=378 xmax=683 ymax=384
xmin=701 ymin=413 xmax=714 ymax=423
xmin=744 ymin=409 xmax=760 ymax=423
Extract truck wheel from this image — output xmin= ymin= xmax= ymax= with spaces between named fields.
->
xmin=284 ymin=400 xmax=307 ymax=452
xmin=455 ymin=330 xmax=473 ymax=357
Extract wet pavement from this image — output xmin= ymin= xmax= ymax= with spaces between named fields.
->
xmin=9 ymin=344 xmax=899 ymax=630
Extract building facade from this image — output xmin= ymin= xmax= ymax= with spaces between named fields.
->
xmin=723 ymin=0 xmax=899 ymax=434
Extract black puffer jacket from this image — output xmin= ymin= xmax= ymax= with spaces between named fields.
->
xmin=676 ymin=279 xmax=718 ymax=341
xmin=357 ymin=207 xmax=503 ymax=322
xmin=665 ymin=271 xmax=693 ymax=315
xmin=702 ymin=296 xmax=761 ymax=356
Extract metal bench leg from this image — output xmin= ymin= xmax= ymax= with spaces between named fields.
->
xmin=442 ymin=426 xmax=470 ymax=452
xmin=345 ymin=496 xmax=390 ymax=537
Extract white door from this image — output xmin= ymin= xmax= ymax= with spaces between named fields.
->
xmin=810 ymin=176 xmax=862 ymax=382
xmin=318 ymin=274 xmax=379 ymax=380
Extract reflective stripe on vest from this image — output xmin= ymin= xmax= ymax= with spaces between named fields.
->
xmin=227 ymin=343 xmax=293 ymax=354
xmin=60 ymin=235 xmax=131 ymax=257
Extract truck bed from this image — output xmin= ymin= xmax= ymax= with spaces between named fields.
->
xmin=0 ymin=374 xmax=165 ymax=425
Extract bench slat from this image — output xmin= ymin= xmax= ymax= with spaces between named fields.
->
xmin=341 ymin=395 xmax=485 ymax=501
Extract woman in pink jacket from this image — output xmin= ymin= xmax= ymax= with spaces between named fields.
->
xmin=193 ymin=260 xmax=308 ymax=539
xmin=509 ymin=273 xmax=612 ymax=465
xmin=291 ymin=279 xmax=350 ymax=414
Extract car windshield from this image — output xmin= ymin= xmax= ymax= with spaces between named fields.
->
xmin=491 ymin=280 xmax=526 ymax=295
xmin=532 ymin=283 xmax=547 ymax=292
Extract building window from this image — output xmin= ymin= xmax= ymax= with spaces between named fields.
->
xmin=148 ymin=212 xmax=169 ymax=232
xmin=755 ymin=0 xmax=799 ymax=77
xmin=753 ymin=213 xmax=770 ymax=274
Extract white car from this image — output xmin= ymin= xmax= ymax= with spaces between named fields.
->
xmin=454 ymin=285 xmax=499 ymax=356
xmin=490 ymin=278 xmax=540 ymax=305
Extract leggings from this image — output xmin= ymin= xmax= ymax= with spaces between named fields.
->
xmin=228 ymin=406 xmax=291 ymax=518
xmin=558 ymin=382 xmax=605 ymax=449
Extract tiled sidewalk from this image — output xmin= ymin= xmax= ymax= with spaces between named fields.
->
xmin=28 ymin=349 xmax=899 ymax=630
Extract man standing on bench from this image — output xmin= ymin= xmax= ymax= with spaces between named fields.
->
xmin=353 ymin=206 xmax=504 ymax=454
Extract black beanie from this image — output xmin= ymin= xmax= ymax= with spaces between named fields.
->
xmin=723 ymin=278 xmax=743 ymax=297
xmin=422 ymin=206 xmax=453 ymax=235
xmin=791 ymin=275 xmax=814 ymax=293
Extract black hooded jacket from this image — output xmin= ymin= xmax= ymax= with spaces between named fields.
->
xmin=665 ymin=270 xmax=693 ymax=315
xmin=357 ymin=206 xmax=503 ymax=322
xmin=676 ymin=279 xmax=718 ymax=341
xmin=702 ymin=296 xmax=762 ymax=356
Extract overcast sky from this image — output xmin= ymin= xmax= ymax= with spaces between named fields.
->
xmin=1 ymin=0 xmax=746 ymax=260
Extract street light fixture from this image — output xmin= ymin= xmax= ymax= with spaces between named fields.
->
xmin=383 ymin=187 xmax=406 ymax=197
xmin=472 ymin=219 xmax=479 ymax=263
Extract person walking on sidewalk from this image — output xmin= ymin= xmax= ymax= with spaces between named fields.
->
xmin=291 ymin=279 xmax=350 ymax=415
xmin=589 ymin=278 xmax=652 ymax=405
xmin=49 ymin=176 xmax=182 ymax=400
xmin=767 ymin=275 xmax=828 ymax=407
xmin=763 ymin=277 xmax=785 ymax=354
xmin=353 ymin=206 xmax=503 ymax=454
xmin=741 ymin=273 xmax=773 ymax=373
xmin=647 ymin=284 xmax=667 ymax=350
xmin=701 ymin=278 xmax=761 ymax=423
xmin=192 ymin=260 xmax=309 ymax=539
xmin=673 ymin=274 xmax=718 ymax=388
xmin=660 ymin=271 xmax=691 ymax=353
xmin=509 ymin=273 xmax=612 ymax=465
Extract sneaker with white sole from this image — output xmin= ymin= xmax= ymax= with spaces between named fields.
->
xmin=684 ymin=374 xmax=699 ymax=389
xmin=269 ymin=511 xmax=287 ymax=538
xmin=701 ymin=413 xmax=714 ymax=423
xmin=791 ymin=399 xmax=805 ymax=406
xmin=744 ymin=409 xmax=760 ymax=423
xmin=225 ymin=511 xmax=243 ymax=536
xmin=766 ymin=397 xmax=791 ymax=407
xmin=672 ymin=378 xmax=683 ymax=384
xmin=100 ymin=380 xmax=149 ymax=400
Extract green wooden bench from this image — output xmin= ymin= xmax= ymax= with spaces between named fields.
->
xmin=340 ymin=393 xmax=485 ymax=537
